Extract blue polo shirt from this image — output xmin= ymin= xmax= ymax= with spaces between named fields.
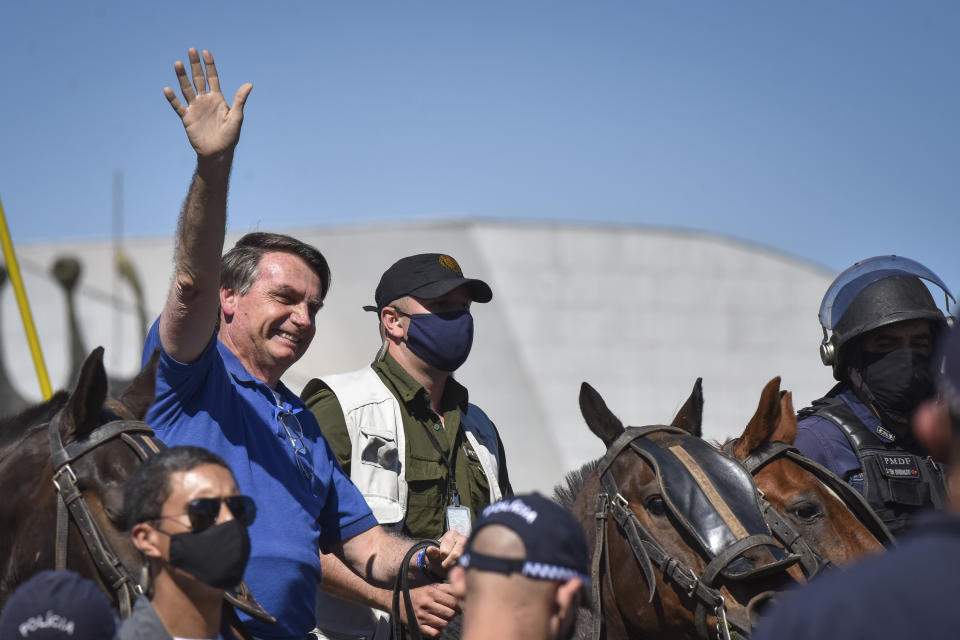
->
xmin=142 ymin=319 xmax=378 ymax=640
xmin=794 ymin=388 xmax=888 ymax=494
xmin=752 ymin=509 xmax=960 ymax=640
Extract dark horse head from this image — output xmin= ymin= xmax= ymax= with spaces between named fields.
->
xmin=0 ymin=347 xmax=158 ymax=611
xmin=557 ymin=383 xmax=804 ymax=640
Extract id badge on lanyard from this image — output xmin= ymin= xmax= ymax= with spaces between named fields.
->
xmin=446 ymin=505 xmax=472 ymax=536
xmin=424 ymin=421 xmax=473 ymax=536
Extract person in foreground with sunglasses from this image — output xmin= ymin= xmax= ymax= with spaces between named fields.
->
xmin=117 ymin=446 xmax=255 ymax=640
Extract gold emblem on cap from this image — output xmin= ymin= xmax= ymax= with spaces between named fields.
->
xmin=438 ymin=255 xmax=462 ymax=274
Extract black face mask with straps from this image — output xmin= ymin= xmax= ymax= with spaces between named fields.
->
xmin=167 ymin=519 xmax=251 ymax=590
xmin=850 ymin=348 xmax=934 ymax=434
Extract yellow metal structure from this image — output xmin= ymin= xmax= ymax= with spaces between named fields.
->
xmin=0 ymin=197 xmax=53 ymax=400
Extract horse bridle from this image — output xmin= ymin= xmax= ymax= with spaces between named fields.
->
xmin=724 ymin=439 xmax=895 ymax=561
xmin=48 ymin=409 xmax=162 ymax=617
xmin=591 ymin=426 xmax=795 ymax=640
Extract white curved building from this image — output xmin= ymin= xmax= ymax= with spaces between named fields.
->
xmin=4 ymin=221 xmax=836 ymax=492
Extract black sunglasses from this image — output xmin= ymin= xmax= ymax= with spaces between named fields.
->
xmin=161 ymin=495 xmax=257 ymax=533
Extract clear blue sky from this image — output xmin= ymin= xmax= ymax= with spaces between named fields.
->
xmin=3 ymin=2 xmax=959 ymax=301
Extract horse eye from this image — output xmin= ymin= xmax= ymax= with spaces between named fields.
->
xmin=645 ymin=495 xmax=667 ymax=516
xmin=788 ymin=502 xmax=822 ymax=523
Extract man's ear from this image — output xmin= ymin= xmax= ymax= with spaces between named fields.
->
xmin=220 ymin=287 xmax=238 ymax=319
xmin=551 ymin=577 xmax=583 ymax=639
xmin=131 ymin=522 xmax=165 ymax=560
xmin=380 ymin=307 xmax=405 ymax=341
xmin=555 ymin=577 xmax=582 ymax=614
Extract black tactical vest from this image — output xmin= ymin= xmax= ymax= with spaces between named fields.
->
xmin=798 ymin=395 xmax=948 ymax=538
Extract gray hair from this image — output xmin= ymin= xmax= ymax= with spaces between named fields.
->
xmin=221 ymin=232 xmax=331 ymax=300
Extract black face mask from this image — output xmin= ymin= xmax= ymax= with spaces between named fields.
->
xmin=855 ymin=348 xmax=934 ymax=433
xmin=168 ymin=519 xmax=251 ymax=590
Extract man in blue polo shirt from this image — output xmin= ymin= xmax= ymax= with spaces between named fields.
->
xmin=142 ymin=48 xmax=464 ymax=640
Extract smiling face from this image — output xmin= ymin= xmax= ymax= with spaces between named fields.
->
xmin=219 ymin=251 xmax=324 ymax=387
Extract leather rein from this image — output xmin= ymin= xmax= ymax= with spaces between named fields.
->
xmin=591 ymin=426 xmax=785 ymax=640
xmin=48 ymin=410 xmax=162 ymax=617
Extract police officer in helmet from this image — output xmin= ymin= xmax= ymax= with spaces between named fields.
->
xmin=795 ymin=255 xmax=953 ymax=538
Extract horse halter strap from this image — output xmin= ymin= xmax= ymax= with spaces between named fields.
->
xmin=721 ymin=439 xmax=832 ymax=579
xmin=731 ymin=439 xmax=894 ymax=549
xmin=592 ymin=425 xmax=787 ymax=640
xmin=48 ymin=410 xmax=162 ymax=618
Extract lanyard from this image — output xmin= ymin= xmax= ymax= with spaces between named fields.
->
xmin=421 ymin=420 xmax=464 ymax=506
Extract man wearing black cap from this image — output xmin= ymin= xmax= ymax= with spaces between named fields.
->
xmin=752 ymin=323 xmax=960 ymax=640
xmin=448 ymin=494 xmax=588 ymax=640
xmin=302 ymin=253 xmax=513 ymax=639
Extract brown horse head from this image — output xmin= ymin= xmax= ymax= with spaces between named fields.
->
xmin=0 ymin=347 xmax=159 ymax=610
xmin=567 ymin=382 xmax=802 ymax=640
xmin=724 ymin=377 xmax=886 ymax=567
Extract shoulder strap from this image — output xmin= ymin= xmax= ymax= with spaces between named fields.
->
xmin=805 ymin=396 xmax=883 ymax=451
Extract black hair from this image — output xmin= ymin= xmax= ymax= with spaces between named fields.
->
xmin=122 ymin=445 xmax=233 ymax=530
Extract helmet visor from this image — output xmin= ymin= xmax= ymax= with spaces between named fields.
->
xmin=819 ymin=256 xmax=954 ymax=331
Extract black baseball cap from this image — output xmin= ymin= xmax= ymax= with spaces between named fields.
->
xmin=364 ymin=253 xmax=493 ymax=312
xmin=458 ymin=493 xmax=590 ymax=585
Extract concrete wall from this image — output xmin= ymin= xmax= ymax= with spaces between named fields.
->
xmin=3 ymin=221 xmax=836 ymax=492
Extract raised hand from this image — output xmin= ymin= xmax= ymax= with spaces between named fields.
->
xmin=163 ymin=48 xmax=253 ymax=159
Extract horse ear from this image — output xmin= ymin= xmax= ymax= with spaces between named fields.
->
xmin=732 ymin=377 xmax=782 ymax=460
xmin=671 ymin=377 xmax=703 ymax=437
xmin=579 ymin=382 xmax=625 ymax=448
xmin=770 ymin=390 xmax=798 ymax=445
xmin=116 ymin=348 xmax=159 ymax=420
xmin=60 ymin=347 xmax=109 ymax=444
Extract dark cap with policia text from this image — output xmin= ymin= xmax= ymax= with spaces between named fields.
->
xmin=457 ymin=493 xmax=590 ymax=585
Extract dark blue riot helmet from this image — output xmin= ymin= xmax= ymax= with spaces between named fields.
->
xmin=819 ymin=256 xmax=954 ymax=381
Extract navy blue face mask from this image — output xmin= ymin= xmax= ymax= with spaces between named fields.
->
xmin=405 ymin=310 xmax=474 ymax=372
